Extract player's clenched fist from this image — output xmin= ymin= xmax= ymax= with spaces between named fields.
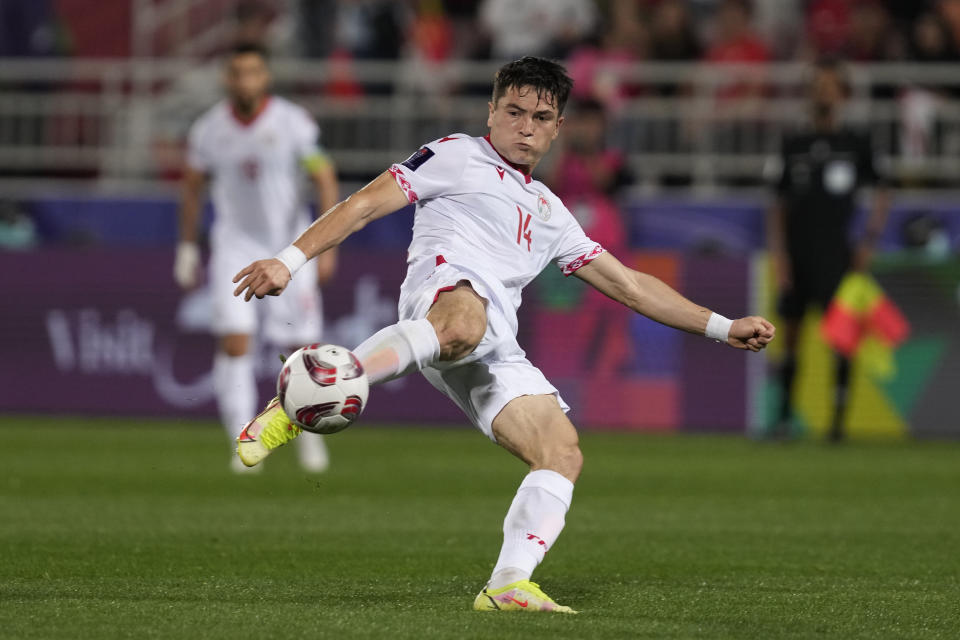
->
xmin=728 ymin=316 xmax=776 ymax=352
xmin=233 ymin=259 xmax=291 ymax=301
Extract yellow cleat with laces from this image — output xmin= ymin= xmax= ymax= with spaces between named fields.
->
xmin=473 ymin=579 xmax=578 ymax=614
xmin=236 ymin=397 xmax=302 ymax=467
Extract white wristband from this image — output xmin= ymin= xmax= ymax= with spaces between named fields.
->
xmin=274 ymin=245 xmax=307 ymax=276
xmin=705 ymin=312 xmax=733 ymax=343
xmin=173 ymin=241 xmax=201 ymax=288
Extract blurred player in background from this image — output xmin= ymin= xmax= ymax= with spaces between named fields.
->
xmin=175 ymin=43 xmax=339 ymax=472
xmin=232 ymin=57 xmax=775 ymax=612
xmin=768 ymin=58 xmax=891 ymax=442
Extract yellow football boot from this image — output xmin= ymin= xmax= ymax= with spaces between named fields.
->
xmin=473 ymin=580 xmax=577 ymax=614
xmin=236 ymin=397 xmax=301 ymax=467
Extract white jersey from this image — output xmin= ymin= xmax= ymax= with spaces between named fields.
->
xmin=187 ymin=95 xmax=321 ymax=253
xmin=389 ymin=133 xmax=604 ymax=314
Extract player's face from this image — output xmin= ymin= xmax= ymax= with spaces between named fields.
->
xmin=487 ymin=86 xmax=564 ymax=168
xmin=811 ymin=69 xmax=845 ymax=114
xmin=225 ymin=53 xmax=271 ymax=111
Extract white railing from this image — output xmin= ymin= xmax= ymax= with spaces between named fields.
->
xmin=1 ymin=58 xmax=959 ymax=190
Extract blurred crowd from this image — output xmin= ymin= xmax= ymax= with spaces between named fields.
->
xmin=4 ymin=0 xmax=960 ymax=66
xmin=3 ymin=0 xmax=960 ymax=188
xmin=290 ymin=0 xmax=960 ymax=66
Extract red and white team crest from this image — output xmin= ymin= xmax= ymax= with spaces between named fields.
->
xmin=535 ymin=192 xmax=552 ymax=221
xmin=240 ymin=158 xmax=260 ymax=181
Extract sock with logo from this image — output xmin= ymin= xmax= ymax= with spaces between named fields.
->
xmin=487 ymin=469 xmax=574 ymax=590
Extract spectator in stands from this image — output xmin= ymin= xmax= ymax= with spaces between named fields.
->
xmin=408 ymin=0 xmax=455 ymax=63
xmin=566 ymin=1 xmax=648 ymax=112
xmin=547 ymin=97 xmax=633 ymax=254
xmin=704 ymin=0 xmax=770 ymax=106
xmin=804 ymin=0 xmax=898 ymax=61
xmin=401 ymin=0 xmax=457 ymax=96
xmin=848 ymin=1 xmax=900 ymax=61
xmin=235 ymin=1 xmax=276 ymax=51
xmin=898 ymin=11 xmax=959 ymax=167
xmin=647 ymin=0 xmax=702 ymax=97
xmin=805 ymin=0 xmax=852 ymax=59
xmin=480 ymin=0 xmax=597 ymax=60
xmin=767 ymin=59 xmax=891 ymax=442
xmin=298 ymin=0 xmax=338 ymax=58
xmin=649 ymin=0 xmax=702 ymax=62
xmin=705 ymin=0 xmax=770 ymax=66
xmin=543 ymin=97 xmax=634 ymax=377
xmin=332 ymin=0 xmax=407 ymax=60
xmin=911 ymin=9 xmax=960 ymax=63
xmin=937 ymin=0 xmax=960 ymax=56
xmin=703 ymin=0 xmax=770 ymax=148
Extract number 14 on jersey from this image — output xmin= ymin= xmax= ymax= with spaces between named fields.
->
xmin=516 ymin=206 xmax=532 ymax=252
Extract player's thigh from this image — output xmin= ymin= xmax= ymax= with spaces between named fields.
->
xmin=263 ymin=263 xmax=322 ymax=347
xmin=427 ymin=282 xmax=488 ymax=359
xmin=492 ymin=394 xmax=582 ymax=482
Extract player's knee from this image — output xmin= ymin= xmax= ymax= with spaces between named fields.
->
xmin=220 ymin=334 xmax=250 ymax=357
xmin=541 ymin=441 xmax=583 ymax=482
xmin=430 ymin=303 xmax=486 ymax=361
xmin=429 ymin=284 xmax=487 ymax=361
xmin=435 ymin=318 xmax=485 ymax=361
xmin=560 ymin=443 xmax=584 ymax=480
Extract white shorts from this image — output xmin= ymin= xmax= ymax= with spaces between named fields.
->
xmin=209 ymin=240 xmax=322 ymax=347
xmin=398 ymin=255 xmax=569 ymax=441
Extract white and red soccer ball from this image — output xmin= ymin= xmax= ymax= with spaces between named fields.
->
xmin=277 ymin=344 xmax=369 ymax=434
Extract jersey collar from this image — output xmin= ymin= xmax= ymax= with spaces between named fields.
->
xmin=230 ymin=95 xmax=272 ymax=127
xmin=483 ymin=135 xmax=533 ymax=184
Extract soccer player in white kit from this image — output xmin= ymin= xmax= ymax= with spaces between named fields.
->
xmin=233 ymin=57 xmax=776 ymax=611
xmin=175 ymin=43 xmax=338 ymax=474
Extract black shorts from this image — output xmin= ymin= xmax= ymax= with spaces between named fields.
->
xmin=777 ymin=262 xmax=848 ymax=320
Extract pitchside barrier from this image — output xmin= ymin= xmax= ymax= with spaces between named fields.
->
xmin=4 ymin=59 xmax=960 ymax=189
xmin=1 ymin=234 xmax=957 ymax=438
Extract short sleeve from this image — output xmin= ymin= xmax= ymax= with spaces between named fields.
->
xmin=387 ymin=135 xmax=470 ymax=203
xmin=186 ymin=119 xmax=213 ymax=173
xmin=554 ymin=213 xmax=605 ymax=277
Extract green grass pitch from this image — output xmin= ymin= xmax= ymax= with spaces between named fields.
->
xmin=1 ymin=417 xmax=958 ymax=639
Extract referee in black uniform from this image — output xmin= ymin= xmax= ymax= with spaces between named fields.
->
xmin=768 ymin=59 xmax=891 ymax=441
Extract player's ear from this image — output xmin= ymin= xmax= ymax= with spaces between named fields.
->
xmin=487 ymin=101 xmax=495 ymax=128
xmin=552 ymin=115 xmax=564 ymax=140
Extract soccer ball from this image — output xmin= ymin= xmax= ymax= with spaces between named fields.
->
xmin=277 ymin=343 xmax=369 ymax=434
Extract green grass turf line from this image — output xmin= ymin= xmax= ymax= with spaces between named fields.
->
xmin=0 ymin=418 xmax=958 ymax=639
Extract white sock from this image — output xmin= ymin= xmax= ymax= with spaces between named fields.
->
xmin=488 ymin=469 xmax=574 ymax=590
xmin=212 ymin=352 xmax=257 ymax=442
xmin=296 ymin=432 xmax=330 ymax=472
xmin=352 ymin=318 xmax=441 ymax=386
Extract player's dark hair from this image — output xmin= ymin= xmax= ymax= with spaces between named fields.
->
xmin=492 ymin=56 xmax=574 ymax=115
xmin=229 ymin=41 xmax=270 ymax=62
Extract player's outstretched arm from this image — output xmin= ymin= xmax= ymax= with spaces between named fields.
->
xmin=233 ymin=171 xmax=409 ymax=301
xmin=574 ymin=252 xmax=775 ymax=351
